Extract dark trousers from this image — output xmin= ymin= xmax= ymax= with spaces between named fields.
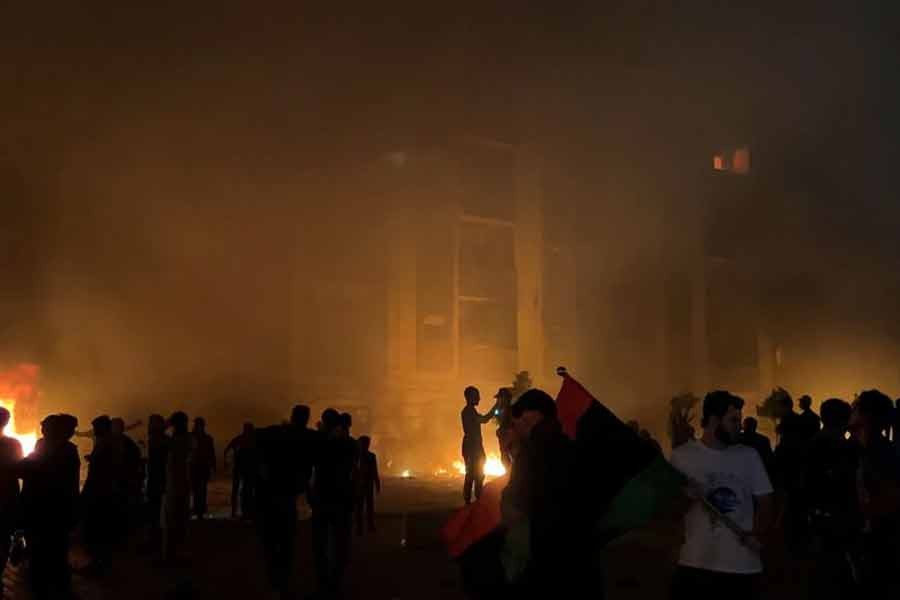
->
xmin=355 ymin=486 xmax=375 ymax=534
xmin=27 ymin=530 xmax=71 ymax=600
xmin=312 ymin=505 xmax=352 ymax=596
xmin=84 ymin=496 xmax=115 ymax=567
xmin=232 ymin=470 xmax=256 ymax=519
xmin=671 ymin=566 xmax=760 ymax=600
xmin=463 ymin=449 xmax=485 ymax=504
xmin=191 ymin=470 xmax=209 ymax=518
xmin=257 ymin=494 xmax=297 ymax=592
xmin=146 ymin=491 xmax=163 ymax=549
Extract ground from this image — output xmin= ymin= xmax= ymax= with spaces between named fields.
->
xmin=2 ymin=476 xmax=811 ymax=599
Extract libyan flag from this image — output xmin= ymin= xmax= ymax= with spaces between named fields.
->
xmin=441 ymin=370 xmax=685 ymax=567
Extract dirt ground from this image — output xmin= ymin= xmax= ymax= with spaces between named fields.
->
xmin=4 ymin=475 xmax=813 ymax=599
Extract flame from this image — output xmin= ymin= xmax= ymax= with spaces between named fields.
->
xmin=450 ymin=454 xmax=506 ymax=478
xmin=484 ymin=454 xmax=506 ymax=477
xmin=0 ymin=398 xmax=37 ymax=456
xmin=400 ymin=469 xmax=413 ymax=479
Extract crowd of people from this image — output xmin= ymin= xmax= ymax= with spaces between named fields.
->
xmin=0 ymin=404 xmax=382 ymax=599
xmin=458 ymin=384 xmax=900 ymax=599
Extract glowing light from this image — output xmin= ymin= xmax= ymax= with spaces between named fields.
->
xmin=484 ymin=454 xmax=506 ymax=477
xmin=0 ymin=398 xmax=37 ymax=456
xmin=400 ymin=469 xmax=412 ymax=479
xmin=450 ymin=454 xmax=506 ymax=478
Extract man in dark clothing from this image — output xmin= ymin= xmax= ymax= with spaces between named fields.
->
xmin=849 ymin=389 xmax=900 ymax=594
xmin=798 ymin=395 xmax=822 ymax=441
xmin=144 ymin=414 xmax=169 ymax=553
xmin=741 ymin=417 xmax=775 ymax=478
xmin=774 ymin=390 xmax=809 ymax=553
xmin=80 ymin=415 xmax=117 ymax=575
xmin=493 ymin=388 xmax=514 ymax=470
xmin=461 ymin=386 xmax=498 ymax=504
xmin=0 ymin=407 xmax=22 ymax=595
xmin=802 ymin=398 xmax=858 ymax=600
xmin=189 ymin=417 xmax=215 ymax=519
xmin=256 ymin=405 xmax=317 ymax=597
xmin=501 ymin=389 xmax=587 ymax=596
xmin=310 ymin=408 xmax=357 ymax=599
xmin=225 ymin=422 xmax=257 ymax=520
xmin=112 ymin=417 xmax=143 ymax=535
xmin=19 ymin=414 xmax=80 ymax=599
xmin=355 ymin=435 xmax=380 ymax=535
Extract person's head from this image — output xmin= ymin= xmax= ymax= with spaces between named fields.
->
xmin=359 ymin=435 xmax=371 ymax=451
xmin=340 ymin=413 xmax=352 ymax=432
xmin=701 ymin=391 xmax=744 ymax=445
xmin=290 ymin=405 xmax=311 ymax=428
xmin=111 ymin=417 xmax=125 ymax=435
xmin=92 ymin=415 xmax=112 ymax=438
xmin=772 ymin=388 xmax=794 ymax=418
xmin=169 ymin=411 xmax=189 ymax=434
xmin=820 ymin=398 xmax=852 ymax=433
xmin=41 ymin=414 xmax=61 ymax=442
xmin=0 ymin=407 xmax=10 ymax=433
xmin=242 ymin=422 xmax=254 ymax=436
xmin=193 ymin=417 xmax=206 ymax=433
xmin=510 ymin=389 xmax=557 ymax=439
xmin=850 ymin=389 xmax=893 ymax=446
xmin=464 ymin=386 xmax=480 ymax=406
xmin=321 ymin=408 xmax=341 ymax=433
xmin=495 ymin=387 xmax=512 ymax=408
xmin=743 ymin=417 xmax=758 ymax=434
xmin=799 ymin=395 xmax=813 ymax=411
xmin=57 ymin=414 xmax=78 ymax=441
xmin=148 ymin=414 xmax=165 ymax=436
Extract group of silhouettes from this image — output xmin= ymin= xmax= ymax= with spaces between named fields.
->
xmin=668 ymin=388 xmax=900 ymax=598
xmin=0 ymin=404 xmax=381 ymax=599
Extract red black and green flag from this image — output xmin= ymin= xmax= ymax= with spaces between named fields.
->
xmin=441 ymin=369 xmax=685 ymax=567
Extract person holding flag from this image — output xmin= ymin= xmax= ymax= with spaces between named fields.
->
xmin=670 ymin=390 xmax=774 ymax=600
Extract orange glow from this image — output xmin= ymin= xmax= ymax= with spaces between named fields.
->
xmin=0 ymin=398 xmax=37 ymax=456
xmin=450 ymin=454 xmax=506 ymax=478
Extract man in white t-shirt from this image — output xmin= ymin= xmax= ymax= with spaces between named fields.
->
xmin=670 ymin=390 xmax=774 ymax=600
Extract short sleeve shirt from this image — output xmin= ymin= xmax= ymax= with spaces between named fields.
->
xmin=671 ymin=440 xmax=774 ymax=574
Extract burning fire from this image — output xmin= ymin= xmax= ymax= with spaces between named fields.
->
xmin=0 ymin=399 xmax=37 ymax=456
xmin=452 ymin=453 xmax=506 ymax=478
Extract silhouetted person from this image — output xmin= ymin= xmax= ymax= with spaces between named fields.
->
xmin=255 ymin=404 xmax=317 ymax=597
xmin=501 ymin=389 xmax=586 ymax=595
xmin=355 ymin=435 xmax=380 ymax=535
xmin=774 ymin=390 xmax=808 ymax=553
xmin=310 ymin=408 xmax=357 ymax=598
xmin=802 ymin=398 xmax=858 ymax=599
xmin=225 ymin=422 xmax=258 ymax=520
xmin=112 ymin=416 xmax=143 ymax=534
xmin=19 ymin=414 xmax=80 ymax=599
xmin=163 ymin=412 xmax=191 ymax=564
xmin=740 ymin=417 xmax=775 ymax=478
xmin=0 ymin=407 xmax=22 ymax=595
xmin=461 ymin=386 xmax=497 ymax=504
xmin=144 ymin=414 xmax=170 ymax=554
xmin=80 ymin=414 xmax=117 ymax=575
xmin=849 ymin=390 xmax=900 ymax=593
xmin=189 ymin=417 xmax=215 ymax=519
xmin=493 ymin=388 xmax=514 ymax=469
xmin=798 ymin=395 xmax=822 ymax=441
xmin=626 ymin=420 xmax=640 ymax=435
xmin=670 ymin=391 xmax=774 ymax=600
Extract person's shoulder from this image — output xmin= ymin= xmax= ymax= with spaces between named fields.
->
xmin=671 ymin=439 xmax=700 ymax=457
